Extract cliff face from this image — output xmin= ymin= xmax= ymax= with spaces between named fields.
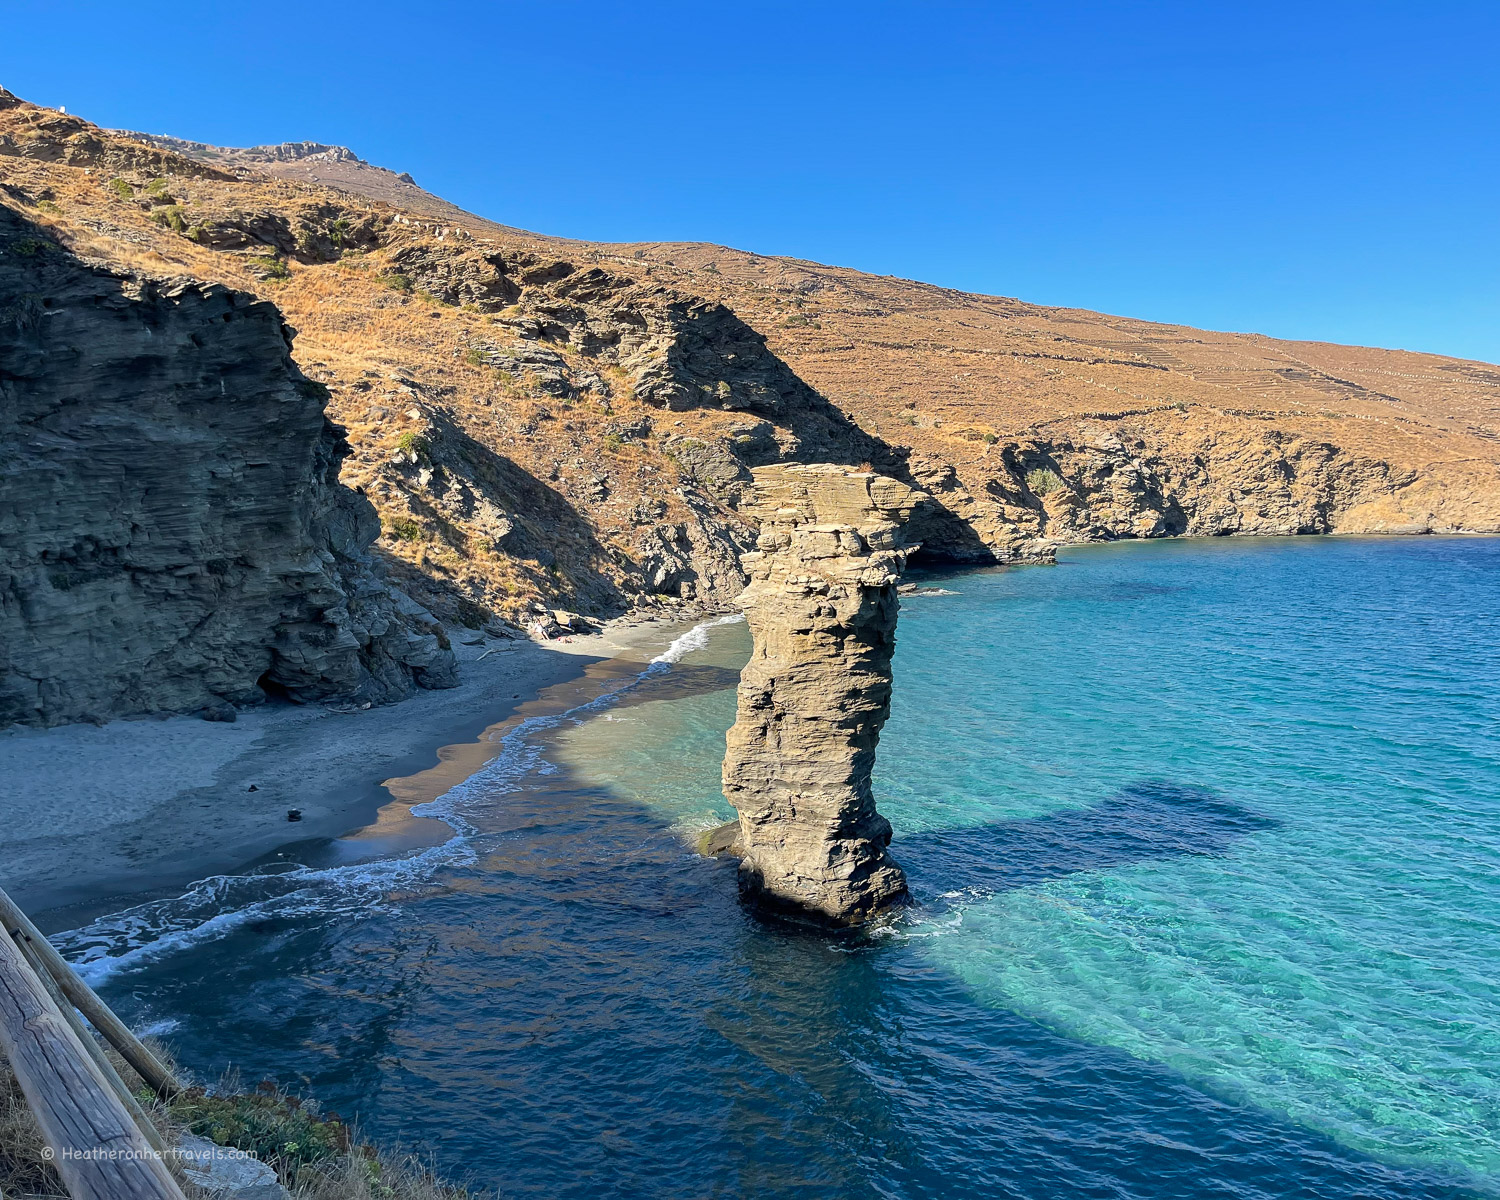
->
xmin=721 ymin=464 xmax=920 ymax=927
xmin=0 ymin=207 xmax=456 ymax=726
xmin=624 ymin=244 xmax=1500 ymax=548
xmin=996 ymin=422 xmax=1423 ymax=541
xmin=4 ymin=88 xmax=1498 ymax=659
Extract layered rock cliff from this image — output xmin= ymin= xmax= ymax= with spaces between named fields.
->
xmin=0 ymin=205 xmax=456 ymax=727
xmin=721 ymin=464 xmax=921 ymax=926
xmin=3 ymin=87 xmax=1498 ymax=674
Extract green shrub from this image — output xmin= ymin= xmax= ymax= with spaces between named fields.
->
xmin=601 ymin=434 xmax=623 ymax=453
xmin=251 ymin=255 xmax=291 ymax=281
xmin=463 ymin=346 xmax=487 ymax=367
xmin=109 ymin=177 xmax=133 ymax=200
xmin=983 ymin=432 xmax=999 ymax=445
xmin=395 ymin=432 xmax=431 ymax=457
xmin=170 ymin=1086 xmax=349 ymax=1173
xmin=380 ymin=272 xmax=414 ymax=293
xmin=145 ymin=177 xmax=170 ymax=196
xmin=386 ymin=518 xmax=426 ymax=542
xmin=152 ymin=205 xmax=187 ymax=234
xmin=1025 ymin=467 xmax=1065 ymax=496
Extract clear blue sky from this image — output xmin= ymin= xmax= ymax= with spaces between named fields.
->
xmin=5 ymin=1 xmax=1497 ymax=361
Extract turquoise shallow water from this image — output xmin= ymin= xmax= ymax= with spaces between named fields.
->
xmin=63 ymin=536 xmax=1500 ymax=1197
xmin=561 ymin=535 xmax=1500 ymax=1184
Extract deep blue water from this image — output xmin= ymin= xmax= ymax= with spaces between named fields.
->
xmin=61 ymin=537 xmax=1500 ymax=1198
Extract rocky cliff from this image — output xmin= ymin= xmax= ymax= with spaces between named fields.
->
xmin=0 ymin=204 xmax=456 ymax=726
xmin=3 ymin=86 xmax=1498 ymax=675
xmin=720 ymin=464 xmax=921 ymax=927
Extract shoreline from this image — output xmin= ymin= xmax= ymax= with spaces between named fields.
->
xmin=0 ymin=617 xmax=702 ymax=933
xmin=12 ymin=533 xmax=1488 ymax=933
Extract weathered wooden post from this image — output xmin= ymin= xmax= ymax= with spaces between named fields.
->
xmin=0 ymin=886 xmax=181 ymax=1097
xmin=0 ymin=923 xmax=186 ymax=1200
xmin=9 ymin=931 xmax=167 ymax=1155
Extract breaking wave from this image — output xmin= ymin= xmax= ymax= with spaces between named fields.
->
xmin=54 ymin=616 xmax=742 ymax=983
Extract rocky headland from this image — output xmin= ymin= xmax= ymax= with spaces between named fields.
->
xmin=3 ymin=85 xmax=1500 ymax=730
xmin=719 ymin=464 xmax=921 ymax=926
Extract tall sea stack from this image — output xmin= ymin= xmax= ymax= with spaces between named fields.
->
xmin=721 ymin=463 xmax=923 ymax=926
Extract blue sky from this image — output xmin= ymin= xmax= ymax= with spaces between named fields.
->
xmin=5 ymin=1 xmax=1497 ymax=361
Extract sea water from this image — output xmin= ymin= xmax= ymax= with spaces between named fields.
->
xmin=57 ymin=537 xmax=1500 ymax=1198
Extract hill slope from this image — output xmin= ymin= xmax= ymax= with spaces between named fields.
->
xmin=133 ymin=120 xmax=1500 ymax=550
xmin=4 ymin=88 xmax=1496 ymax=646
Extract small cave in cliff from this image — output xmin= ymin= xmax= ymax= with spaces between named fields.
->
xmin=255 ymin=672 xmax=297 ymax=704
xmin=903 ymin=543 xmax=998 ymax=569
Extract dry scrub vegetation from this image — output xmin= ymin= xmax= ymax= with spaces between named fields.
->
xmin=4 ymin=84 xmax=1500 ymax=624
xmin=0 ymin=1041 xmax=475 ymax=1199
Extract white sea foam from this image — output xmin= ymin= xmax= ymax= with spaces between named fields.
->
xmin=650 ymin=614 xmax=744 ymax=665
xmin=57 ymin=615 xmax=742 ymax=981
xmin=58 ymin=835 xmax=477 ymax=984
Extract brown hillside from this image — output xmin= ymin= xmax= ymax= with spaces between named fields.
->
xmin=4 ymin=89 xmax=1496 ymax=639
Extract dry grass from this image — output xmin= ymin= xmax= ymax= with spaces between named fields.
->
xmin=7 ymin=87 xmax=1499 ymax=615
xmin=0 ymin=1043 xmax=476 ymax=1200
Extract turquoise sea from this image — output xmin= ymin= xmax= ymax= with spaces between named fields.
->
xmin=61 ymin=536 xmax=1500 ymax=1198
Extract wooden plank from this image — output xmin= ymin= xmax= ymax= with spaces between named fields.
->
xmin=0 ymin=925 xmax=186 ymax=1199
xmin=11 ymin=931 xmax=167 ymax=1155
xmin=0 ymin=886 xmax=181 ymax=1097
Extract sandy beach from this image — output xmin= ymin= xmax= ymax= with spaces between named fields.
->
xmin=0 ymin=619 xmax=695 ymax=930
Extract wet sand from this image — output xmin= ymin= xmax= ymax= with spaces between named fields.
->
xmin=0 ymin=619 xmax=694 ymax=929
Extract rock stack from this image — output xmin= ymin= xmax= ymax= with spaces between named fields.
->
xmin=720 ymin=463 xmax=923 ymax=926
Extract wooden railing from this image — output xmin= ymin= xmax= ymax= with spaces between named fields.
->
xmin=0 ymin=885 xmax=187 ymax=1200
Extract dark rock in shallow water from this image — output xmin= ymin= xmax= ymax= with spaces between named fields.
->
xmin=698 ymin=820 xmax=742 ymax=858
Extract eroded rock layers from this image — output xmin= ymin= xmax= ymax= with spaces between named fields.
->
xmin=721 ymin=463 xmax=921 ymax=926
xmin=0 ymin=207 xmax=456 ymax=726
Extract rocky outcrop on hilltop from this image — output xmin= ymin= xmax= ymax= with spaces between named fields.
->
xmin=0 ymin=207 xmax=456 ymax=727
xmin=721 ymin=464 xmax=922 ymax=926
xmin=114 ymin=130 xmax=365 ymax=168
xmin=389 ymin=241 xmax=888 ymax=448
